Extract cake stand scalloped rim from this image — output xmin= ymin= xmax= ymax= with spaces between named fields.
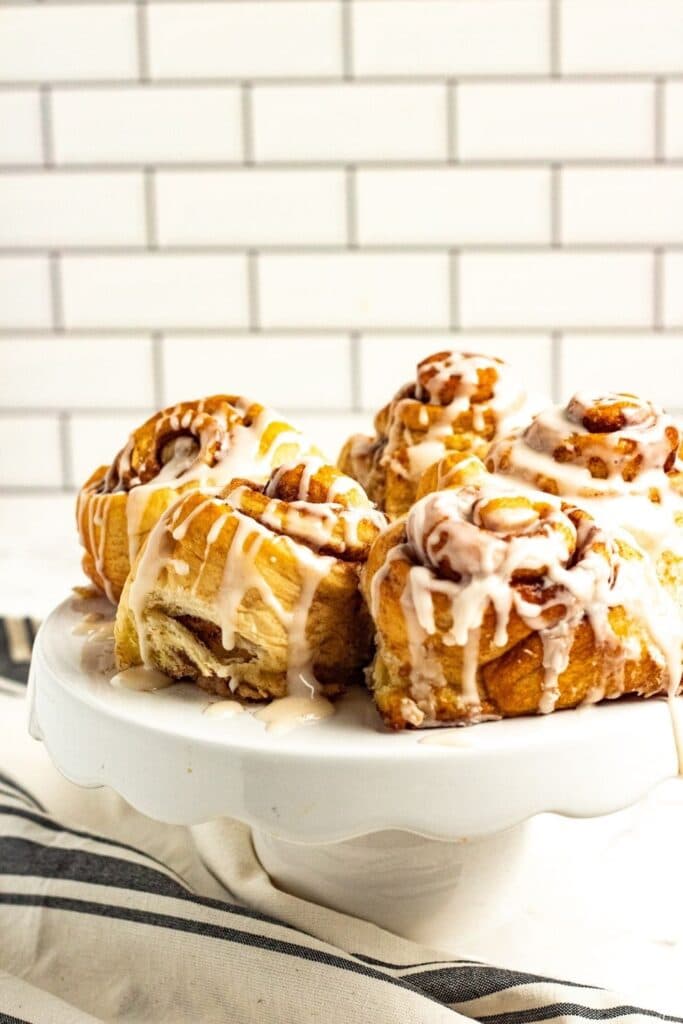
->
xmin=27 ymin=596 xmax=682 ymax=844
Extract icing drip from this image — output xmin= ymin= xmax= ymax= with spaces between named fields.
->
xmin=124 ymin=458 xmax=384 ymax=701
xmin=203 ymin=699 xmax=245 ymax=719
xmin=486 ymin=391 xmax=683 ymax=727
xmin=78 ymin=396 xmax=318 ymax=599
xmin=111 ymin=666 xmax=174 ymax=691
xmin=212 ymin=508 xmax=337 ymax=697
xmin=76 ymin=490 xmax=118 ymax=603
xmin=71 ymin=611 xmax=104 ymax=636
xmin=378 ymin=350 xmax=530 ymax=489
xmin=253 ymin=694 xmax=335 ymax=734
xmin=488 ymin=392 xmax=679 ymax=500
xmin=371 ymin=474 xmax=683 ymax=724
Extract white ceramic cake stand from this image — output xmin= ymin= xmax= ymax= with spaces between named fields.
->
xmin=28 ymin=596 xmax=683 ymax=1008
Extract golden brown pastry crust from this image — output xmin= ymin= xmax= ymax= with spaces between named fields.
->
xmin=76 ymin=395 xmax=320 ymax=603
xmin=115 ymin=458 xmax=387 ymax=701
xmin=362 ymin=457 xmax=680 ymax=729
xmin=486 ymin=391 xmax=683 ymax=621
xmin=487 ymin=391 xmax=679 ymax=498
xmin=339 ymin=350 xmax=531 ymax=520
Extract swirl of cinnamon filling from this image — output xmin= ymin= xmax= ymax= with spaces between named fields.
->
xmin=223 ymin=457 xmax=388 ymax=561
xmin=363 ymin=468 xmax=681 ymax=729
xmin=103 ymin=395 xmax=308 ymax=493
xmin=339 ymin=350 xmax=531 ymax=520
xmin=408 ymin=487 xmax=579 ymax=587
xmin=77 ymin=395 xmax=319 ymax=603
xmin=414 ymin=350 xmax=506 ymax=407
xmin=488 ymin=392 xmax=679 ymax=498
xmin=115 ymin=458 xmax=386 ymax=703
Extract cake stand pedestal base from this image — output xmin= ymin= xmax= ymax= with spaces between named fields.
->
xmin=252 ymin=825 xmax=529 ymax=951
xmin=249 ymin=788 xmax=683 ymax=1017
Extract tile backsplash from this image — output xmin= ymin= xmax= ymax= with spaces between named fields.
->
xmin=1 ymin=0 xmax=683 ymax=491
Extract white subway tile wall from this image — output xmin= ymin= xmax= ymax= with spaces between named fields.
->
xmin=0 ymin=0 xmax=682 ymax=493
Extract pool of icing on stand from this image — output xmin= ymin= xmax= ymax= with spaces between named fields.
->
xmin=71 ymin=596 xmax=338 ymax=736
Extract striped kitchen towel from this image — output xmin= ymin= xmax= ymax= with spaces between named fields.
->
xmin=0 ymin=619 xmax=680 ymax=1024
xmin=0 ymin=616 xmax=37 ymax=688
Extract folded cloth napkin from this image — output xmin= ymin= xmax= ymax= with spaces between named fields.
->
xmin=0 ymin=618 xmax=680 ymax=1024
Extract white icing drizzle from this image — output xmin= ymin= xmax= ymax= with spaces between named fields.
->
xmin=168 ymin=559 xmax=189 ymax=576
xmin=75 ymin=490 xmax=118 ymax=603
xmin=253 ymin=694 xmax=335 ymax=734
xmin=80 ymin=621 xmax=116 ymax=676
xmin=371 ymin=476 xmax=683 ymax=726
xmin=213 ymin=510 xmax=336 ymax=697
xmin=124 ymin=458 xmax=383 ymax=700
xmin=230 ymin=488 xmax=385 ymax=558
xmin=126 ymin=505 xmax=176 ymax=666
xmin=487 ymin=392 xmax=683 ymax=722
xmin=377 ymin=351 xmax=531 ymax=491
xmin=78 ymin=397 xmax=317 ymax=599
xmin=266 ymin=456 xmax=326 ymax=500
xmin=407 ymin=440 xmax=452 ymax=479
xmin=206 ymin=513 xmax=229 ymax=547
xmin=488 ymin=392 xmax=679 ymax=503
xmin=71 ymin=611 xmax=104 ymax=636
xmin=203 ymin=699 xmax=245 ymax=719
xmin=111 ymin=666 xmax=174 ymax=691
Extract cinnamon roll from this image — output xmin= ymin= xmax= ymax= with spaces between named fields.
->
xmin=115 ymin=458 xmax=387 ymax=701
xmin=486 ymin=392 xmax=683 ymax=610
xmin=339 ymin=350 xmax=533 ymax=520
xmin=77 ymin=396 xmax=320 ymax=603
xmin=488 ymin=392 xmax=679 ymax=498
xmin=362 ymin=457 xmax=681 ymax=728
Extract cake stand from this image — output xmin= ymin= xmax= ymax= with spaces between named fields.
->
xmin=28 ymin=596 xmax=683 ymax=1008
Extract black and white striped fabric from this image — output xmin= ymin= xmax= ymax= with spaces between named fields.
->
xmin=0 ymin=616 xmax=37 ymax=689
xmin=0 ymin=618 xmax=679 ymax=1024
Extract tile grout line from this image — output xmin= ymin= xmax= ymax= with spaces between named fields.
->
xmin=39 ymin=85 xmax=54 ymax=167
xmin=551 ymin=164 xmax=561 ymax=247
xmin=144 ymin=167 xmax=158 ymax=249
xmin=653 ymin=248 xmax=664 ymax=331
xmin=151 ymin=332 xmax=165 ymax=407
xmin=0 ymin=404 xmax=369 ymax=418
xmin=4 ymin=325 xmax=682 ymax=339
xmin=136 ymin=0 xmax=150 ymax=82
xmin=0 ymin=486 xmax=80 ymax=498
xmin=447 ymin=80 xmax=458 ymax=162
xmin=654 ymin=78 xmax=665 ymax=161
xmin=449 ymin=250 xmax=460 ymax=330
xmin=349 ymin=332 xmax=362 ymax=413
xmin=241 ymin=82 xmax=254 ymax=165
xmin=58 ymin=411 xmax=74 ymax=491
xmin=550 ymin=0 xmax=561 ymax=77
xmin=341 ymin=0 xmax=353 ymax=80
xmin=247 ymin=250 xmax=260 ymax=331
xmin=4 ymin=72 xmax=683 ymax=86
xmin=48 ymin=251 xmax=64 ymax=333
xmin=550 ymin=332 xmax=562 ymax=402
xmin=5 ymin=242 xmax=683 ymax=256
xmin=6 ymin=159 xmax=683 ymax=173
xmin=345 ymin=166 xmax=358 ymax=248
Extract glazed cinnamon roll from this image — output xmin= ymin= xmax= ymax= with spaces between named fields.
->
xmin=339 ymin=350 xmax=533 ymax=519
xmin=115 ymin=458 xmax=387 ymax=701
xmin=77 ymin=396 xmax=320 ymax=603
xmin=488 ymin=392 xmax=679 ymax=499
xmin=363 ymin=456 xmax=681 ymax=728
xmin=487 ymin=392 xmax=683 ymax=608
